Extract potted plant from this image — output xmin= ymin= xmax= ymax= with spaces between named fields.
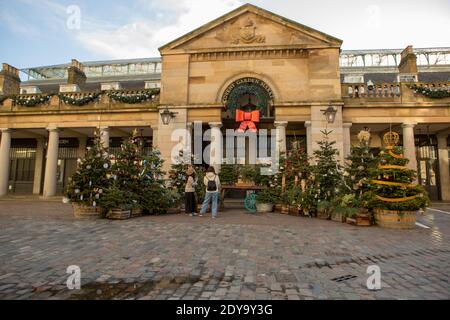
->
xmin=65 ymin=131 xmax=111 ymax=219
xmin=368 ymin=143 xmax=430 ymax=229
xmin=317 ymin=200 xmax=333 ymax=220
xmin=255 ymin=189 xmax=275 ymax=213
xmin=100 ymin=184 xmax=132 ymax=220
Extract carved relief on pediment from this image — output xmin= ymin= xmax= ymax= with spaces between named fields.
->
xmin=230 ymin=17 xmax=266 ymax=45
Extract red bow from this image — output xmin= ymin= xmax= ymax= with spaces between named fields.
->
xmin=235 ymin=109 xmax=260 ymax=133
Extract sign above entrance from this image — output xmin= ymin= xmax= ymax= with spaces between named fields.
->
xmin=222 ymin=77 xmax=274 ymax=103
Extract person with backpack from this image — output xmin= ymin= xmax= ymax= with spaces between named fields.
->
xmin=185 ymin=165 xmax=197 ymax=216
xmin=199 ymin=166 xmax=221 ymax=218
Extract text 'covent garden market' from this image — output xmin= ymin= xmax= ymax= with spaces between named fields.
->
xmin=0 ymin=3 xmax=449 ymax=201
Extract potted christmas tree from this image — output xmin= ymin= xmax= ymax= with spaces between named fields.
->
xmin=311 ymin=130 xmax=342 ymax=219
xmin=337 ymin=129 xmax=379 ymax=226
xmin=105 ymin=130 xmax=142 ymax=219
xmin=100 ymin=183 xmax=133 ymax=220
xmin=138 ymin=149 xmax=168 ymax=216
xmin=66 ymin=130 xmax=111 ymax=219
xmin=368 ymin=131 xmax=430 ymax=229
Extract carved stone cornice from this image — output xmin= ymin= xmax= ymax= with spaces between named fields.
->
xmin=191 ymin=48 xmax=308 ymax=62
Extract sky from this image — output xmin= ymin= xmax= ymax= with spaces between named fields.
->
xmin=0 ymin=0 xmax=449 ymax=69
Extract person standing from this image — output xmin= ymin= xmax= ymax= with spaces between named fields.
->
xmin=199 ymin=166 xmax=221 ymax=219
xmin=185 ymin=166 xmax=197 ymax=216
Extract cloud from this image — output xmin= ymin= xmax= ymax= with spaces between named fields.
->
xmin=365 ymin=4 xmax=382 ymax=30
xmin=75 ymin=0 xmax=245 ymax=59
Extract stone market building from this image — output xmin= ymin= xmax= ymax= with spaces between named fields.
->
xmin=0 ymin=4 xmax=449 ymax=200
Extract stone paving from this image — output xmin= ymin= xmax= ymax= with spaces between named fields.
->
xmin=0 ymin=200 xmax=449 ymax=300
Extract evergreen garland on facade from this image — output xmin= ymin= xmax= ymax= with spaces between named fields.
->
xmin=13 ymin=94 xmax=54 ymax=106
xmin=107 ymin=89 xmax=160 ymax=104
xmin=410 ymin=85 xmax=450 ymax=99
xmin=59 ymin=92 xmax=101 ymax=106
xmin=0 ymin=95 xmax=8 ymax=105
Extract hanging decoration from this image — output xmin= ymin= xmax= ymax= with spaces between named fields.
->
xmin=12 ymin=94 xmax=54 ymax=107
xmin=59 ymin=92 xmax=101 ymax=106
xmin=107 ymin=89 xmax=160 ymax=104
xmin=410 ymin=85 xmax=450 ymax=99
xmin=236 ymin=109 xmax=260 ymax=132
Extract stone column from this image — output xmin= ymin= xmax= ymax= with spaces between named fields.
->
xmin=152 ymin=127 xmax=158 ymax=148
xmin=43 ymin=128 xmax=59 ymax=198
xmin=209 ymin=122 xmax=222 ymax=173
xmin=77 ymin=137 xmax=87 ymax=158
xmin=99 ymin=126 xmax=110 ymax=149
xmin=32 ymin=138 xmax=45 ymax=195
xmin=343 ymin=123 xmax=352 ymax=160
xmin=402 ymin=123 xmax=418 ymax=171
xmin=304 ymin=121 xmax=313 ymax=158
xmin=274 ymin=121 xmax=288 ymax=157
xmin=184 ymin=122 xmax=193 ymax=163
xmin=0 ymin=128 xmax=12 ymax=196
xmin=437 ymin=133 xmax=450 ymax=201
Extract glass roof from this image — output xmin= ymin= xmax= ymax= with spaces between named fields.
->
xmin=20 ymin=47 xmax=450 ymax=81
xmin=21 ymin=57 xmax=162 ymax=80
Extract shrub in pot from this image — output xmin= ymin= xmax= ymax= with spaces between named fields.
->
xmin=100 ymin=184 xmax=133 ymax=220
xmin=255 ymin=189 xmax=275 ymax=213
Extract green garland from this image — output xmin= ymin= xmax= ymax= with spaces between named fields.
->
xmin=107 ymin=89 xmax=159 ymax=104
xmin=59 ymin=92 xmax=101 ymax=106
xmin=410 ymin=85 xmax=450 ymax=99
xmin=0 ymin=95 xmax=8 ymax=105
xmin=12 ymin=94 xmax=54 ymax=107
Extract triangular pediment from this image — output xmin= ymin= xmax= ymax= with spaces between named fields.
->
xmin=159 ymin=4 xmax=342 ymax=53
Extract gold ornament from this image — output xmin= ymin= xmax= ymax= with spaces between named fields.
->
xmin=383 ymin=131 xmax=400 ymax=149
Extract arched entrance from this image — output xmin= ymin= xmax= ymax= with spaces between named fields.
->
xmin=221 ymin=77 xmax=275 ymax=165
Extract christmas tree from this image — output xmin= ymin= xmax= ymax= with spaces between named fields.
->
xmin=168 ymin=150 xmax=189 ymax=197
xmin=284 ymin=140 xmax=310 ymax=187
xmin=341 ymin=129 xmax=379 ymax=208
xmin=219 ymin=164 xmax=239 ymax=185
xmin=367 ymin=131 xmax=430 ymax=212
xmin=108 ymin=130 xmax=143 ymax=208
xmin=138 ymin=148 xmax=170 ymax=213
xmin=66 ymin=130 xmax=111 ymax=208
xmin=311 ymin=130 xmax=342 ymax=215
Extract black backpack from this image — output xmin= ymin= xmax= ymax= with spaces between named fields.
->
xmin=207 ymin=175 xmax=217 ymax=192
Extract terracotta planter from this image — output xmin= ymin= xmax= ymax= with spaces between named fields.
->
xmin=106 ymin=208 xmax=131 ymax=220
xmin=374 ymin=208 xmax=416 ymax=229
xmin=72 ymin=203 xmax=102 ymax=219
xmin=256 ymin=203 xmax=273 ymax=213
xmin=131 ymin=208 xmax=143 ymax=218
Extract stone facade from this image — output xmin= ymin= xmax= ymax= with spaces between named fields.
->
xmin=0 ymin=3 xmax=449 ymax=200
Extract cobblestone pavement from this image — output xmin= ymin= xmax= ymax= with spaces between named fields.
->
xmin=0 ymin=200 xmax=449 ymax=300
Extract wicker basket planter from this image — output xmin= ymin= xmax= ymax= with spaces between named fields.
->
xmin=289 ymin=206 xmax=300 ymax=216
xmin=256 ymin=203 xmax=273 ymax=213
xmin=374 ymin=208 xmax=416 ymax=229
xmin=131 ymin=208 xmax=143 ymax=218
xmin=281 ymin=205 xmax=290 ymax=214
xmin=72 ymin=203 xmax=103 ymax=219
xmin=106 ymin=208 xmax=131 ymax=220
xmin=274 ymin=204 xmax=282 ymax=212
xmin=331 ymin=211 xmax=346 ymax=223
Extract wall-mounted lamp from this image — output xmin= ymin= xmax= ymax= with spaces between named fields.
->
xmin=160 ymin=107 xmax=178 ymax=125
xmin=321 ymin=105 xmax=338 ymax=124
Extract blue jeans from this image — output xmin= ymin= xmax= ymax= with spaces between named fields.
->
xmin=200 ymin=192 xmax=219 ymax=217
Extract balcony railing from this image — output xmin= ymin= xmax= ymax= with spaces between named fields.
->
xmin=344 ymin=83 xmax=401 ymax=98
